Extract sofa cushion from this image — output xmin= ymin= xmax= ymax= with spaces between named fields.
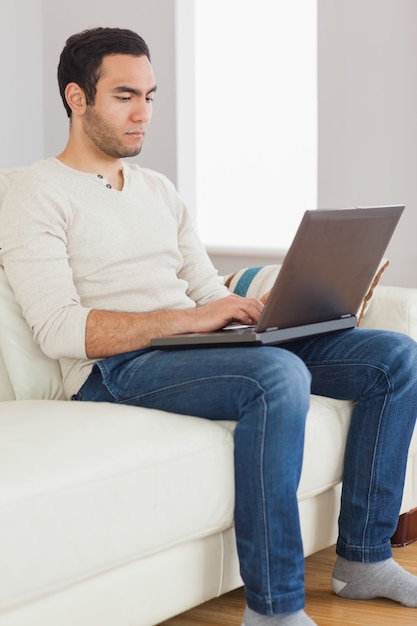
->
xmin=360 ymin=285 xmax=417 ymax=341
xmin=0 ymin=400 xmax=236 ymax=612
xmin=0 ymin=394 xmax=357 ymax=612
xmin=224 ymin=264 xmax=280 ymax=298
xmin=0 ymin=167 xmax=65 ymax=401
xmin=0 ymin=268 xmax=65 ymax=401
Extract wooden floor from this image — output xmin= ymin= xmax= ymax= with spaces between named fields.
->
xmin=159 ymin=541 xmax=417 ymax=625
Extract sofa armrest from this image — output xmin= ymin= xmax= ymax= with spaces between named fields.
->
xmin=359 ymin=285 xmax=417 ymax=340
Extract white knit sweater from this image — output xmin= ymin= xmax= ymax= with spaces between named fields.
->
xmin=0 ymin=158 xmax=229 ymax=398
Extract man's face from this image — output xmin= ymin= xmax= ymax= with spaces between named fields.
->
xmin=82 ymin=54 xmax=157 ymax=159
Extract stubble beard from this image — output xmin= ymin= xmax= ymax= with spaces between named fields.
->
xmin=84 ymin=107 xmax=143 ymax=159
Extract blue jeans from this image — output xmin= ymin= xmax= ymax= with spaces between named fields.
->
xmin=72 ymin=328 xmax=417 ymax=615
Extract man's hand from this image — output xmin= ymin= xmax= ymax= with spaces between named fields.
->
xmin=85 ymin=294 xmax=264 ymax=359
xmin=186 ymin=294 xmax=265 ymax=333
xmin=260 ymin=290 xmax=271 ymax=305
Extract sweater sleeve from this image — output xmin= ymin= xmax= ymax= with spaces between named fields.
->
xmin=153 ymin=172 xmax=230 ymax=305
xmin=0 ymin=176 xmax=90 ymax=360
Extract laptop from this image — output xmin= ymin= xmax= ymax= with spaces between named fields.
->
xmin=151 ymin=205 xmax=404 ymax=349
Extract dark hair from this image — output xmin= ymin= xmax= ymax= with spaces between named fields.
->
xmin=57 ymin=27 xmax=151 ymax=118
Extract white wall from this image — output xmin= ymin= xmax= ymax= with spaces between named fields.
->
xmin=318 ymin=0 xmax=417 ymax=287
xmin=0 ymin=0 xmax=44 ymax=167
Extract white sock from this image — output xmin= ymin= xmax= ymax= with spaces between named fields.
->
xmin=332 ymin=555 xmax=417 ymax=607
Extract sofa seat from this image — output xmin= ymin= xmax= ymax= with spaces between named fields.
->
xmin=0 ymin=400 xmax=236 ymax=615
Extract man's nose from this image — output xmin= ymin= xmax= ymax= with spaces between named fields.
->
xmin=132 ymin=99 xmax=151 ymax=124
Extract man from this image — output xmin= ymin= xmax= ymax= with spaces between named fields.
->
xmin=1 ymin=27 xmax=417 ymax=626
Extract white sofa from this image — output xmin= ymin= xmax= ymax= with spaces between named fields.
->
xmin=1 ymin=168 xmax=417 ymax=626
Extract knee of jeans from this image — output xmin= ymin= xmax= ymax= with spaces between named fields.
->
xmin=254 ymin=348 xmax=312 ymax=400
xmin=379 ymin=331 xmax=416 ymax=368
xmin=368 ymin=331 xmax=417 ymax=399
xmin=402 ymin=333 xmax=417 ymax=366
xmin=391 ymin=332 xmax=417 ymax=384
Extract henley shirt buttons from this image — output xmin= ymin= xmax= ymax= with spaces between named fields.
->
xmin=96 ymin=175 xmax=112 ymax=189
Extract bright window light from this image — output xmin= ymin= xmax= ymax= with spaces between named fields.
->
xmin=193 ymin=0 xmax=317 ymax=252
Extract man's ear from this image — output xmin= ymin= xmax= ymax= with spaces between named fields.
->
xmin=64 ymin=82 xmax=87 ymax=117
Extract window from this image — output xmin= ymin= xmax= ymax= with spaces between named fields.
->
xmin=177 ymin=0 xmax=317 ymax=253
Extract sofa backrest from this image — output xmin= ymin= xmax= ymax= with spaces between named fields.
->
xmin=0 ymin=168 xmax=65 ymax=401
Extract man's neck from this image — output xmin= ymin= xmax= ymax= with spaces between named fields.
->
xmin=57 ymin=147 xmax=125 ymax=191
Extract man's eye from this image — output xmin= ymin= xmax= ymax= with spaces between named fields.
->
xmin=146 ymin=96 xmax=154 ymax=103
xmin=117 ymin=96 xmax=131 ymax=102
